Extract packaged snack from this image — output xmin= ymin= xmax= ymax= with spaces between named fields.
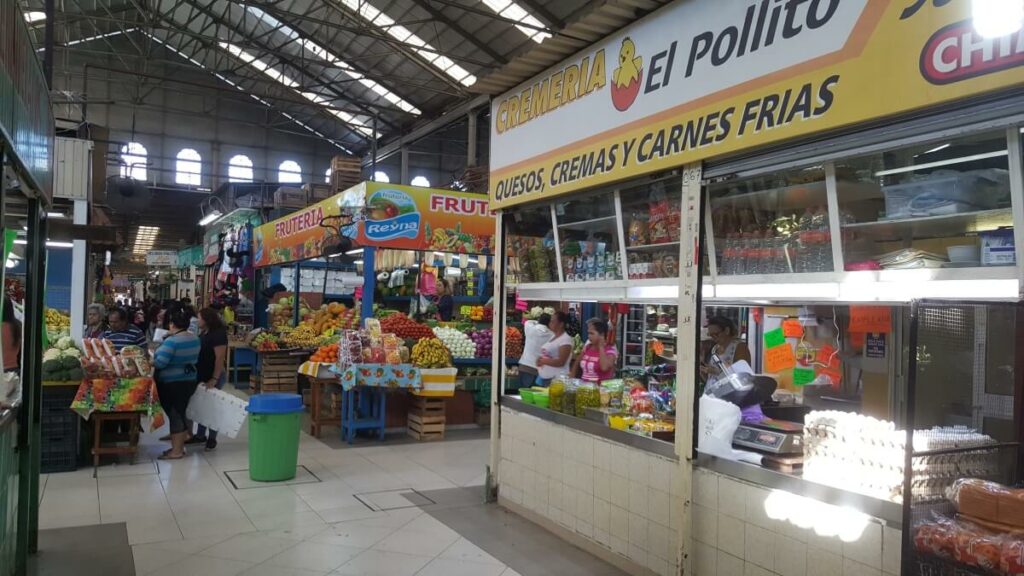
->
xmin=121 ymin=358 xmax=140 ymax=378
xmin=101 ymin=339 xmax=116 ymax=358
xmin=667 ymin=201 xmax=682 ymax=242
xmin=120 ymin=345 xmax=144 ymax=359
xmin=383 ymin=334 xmax=403 ymax=365
xmin=954 ymin=527 xmax=1002 ymax=571
xmin=950 ymin=479 xmax=1003 ymax=525
xmin=914 ymin=517 xmax=957 ymax=561
xmin=133 ymin=356 xmax=152 ymax=377
xmin=365 ymin=318 xmax=382 ymax=339
xmin=1002 ymin=538 xmax=1024 ymax=575
xmin=628 ymin=212 xmax=648 ymax=246
xmin=648 ymin=201 xmax=670 ymax=244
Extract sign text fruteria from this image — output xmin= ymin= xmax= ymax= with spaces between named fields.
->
xmin=489 ymin=0 xmax=1024 ymax=209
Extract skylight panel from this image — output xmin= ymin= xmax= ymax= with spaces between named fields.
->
xmin=481 ymin=0 xmax=550 ymax=43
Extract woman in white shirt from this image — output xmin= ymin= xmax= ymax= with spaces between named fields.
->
xmin=518 ymin=314 xmax=552 ymax=389
xmin=535 ymin=311 xmax=573 ymax=385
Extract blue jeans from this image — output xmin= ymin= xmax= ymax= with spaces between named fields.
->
xmin=196 ymin=374 xmax=225 ymax=441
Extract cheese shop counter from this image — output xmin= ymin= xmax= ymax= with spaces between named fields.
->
xmin=501 ymin=395 xmax=676 ymax=460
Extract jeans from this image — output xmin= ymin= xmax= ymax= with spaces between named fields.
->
xmin=196 ymin=373 xmax=225 ymax=441
xmin=518 ymin=369 xmax=537 ymax=390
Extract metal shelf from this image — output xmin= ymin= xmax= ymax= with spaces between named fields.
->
xmin=842 ymin=208 xmax=1012 ymax=241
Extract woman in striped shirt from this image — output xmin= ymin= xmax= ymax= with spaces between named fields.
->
xmin=154 ymin=308 xmax=201 ymax=460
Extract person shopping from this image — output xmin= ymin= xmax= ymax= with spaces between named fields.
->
xmin=573 ymin=318 xmax=618 ymax=384
xmin=436 ymin=278 xmax=454 ymax=322
xmin=84 ymin=303 xmax=107 ymax=339
xmin=153 ymin=309 xmax=201 ymax=460
xmin=103 ymin=308 xmax=147 ymax=351
xmin=535 ymin=311 xmax=573 ymax=386
xmin=518 ymin=313 xmax=551 ymax=389
xmin=187 ymin=308 xmax=228 ymax=451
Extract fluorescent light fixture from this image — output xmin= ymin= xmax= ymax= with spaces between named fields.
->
xmin=874 ymin=150 xmax=1008 ymax=176
xmin=46 ymin=212 xmax=64 ymax=218
xmin=839 ymin=277 xmax=1019 ymax=301
xmin=25 ymin=11 xmax=46 ymax=23
xmin=13 ymin=239 xmax=25 ymax=245
xmin=345 ymin=248 xmax=364 ymax=255
xmin=353 ymin=260 xmax=364 ymax=265
xmin=714 ymin=281 xmax=840 ymax=300
xmin=198 ymin=210 xmax=223 ymax=226
xmin=972 ymin=0 xmax=1024 ymax=37
xmin=919 ymin=143 xmax=950 ymax=155
xmin=46 ymin=241 xmax=74 ymax=248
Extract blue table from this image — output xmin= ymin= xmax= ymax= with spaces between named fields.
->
xmin=340 ymin=387 xmax=386 ymax=444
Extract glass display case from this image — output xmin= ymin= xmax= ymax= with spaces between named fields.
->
xmin=708 ymin=165 xmax=831 ymax=276
xmin=506 ymin=204 xmax=558 ymax=285
xmin=554 ymin=189 xmax=623 ymax=283
xmin=620 ymin=175 xmax=683 ymax=280
xmin=837 ymin=130 xmax=1014 ymax=270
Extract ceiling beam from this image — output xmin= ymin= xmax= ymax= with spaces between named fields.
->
xmin=515 ymin=0 xmax=565 ymax=29
xmin=409 ymin=0 xmax=508 ymax=65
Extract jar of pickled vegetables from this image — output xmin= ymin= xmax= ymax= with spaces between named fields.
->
xmin=576 ymin=384 xmax=601 ymax=417
xmin=562 ymin=384 xmax=578 ymax=416
xmin=549 ymin=380 xmax=565 ymax=412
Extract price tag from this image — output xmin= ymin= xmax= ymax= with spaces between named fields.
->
xmin=793 ymin=367 xmax=815 ymax=386
xmin=764 ymin=327 xmax=786 ymax=349
xmin=764 ymin=344 xmax=796 ymax=373
xmin=782 ymin=319 xmax=804 ymax=338
xmin=866 ymin=333 xmax=886 ymax=359
xmin=849 ymin=306 xmax=892 ymax=334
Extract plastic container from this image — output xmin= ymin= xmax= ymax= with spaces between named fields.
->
xmin=946 ymin=244 xmax=979 ymax=263
xmin=882 ymin=170 xmax=1009 ymax=219
xmin=519 ymin=389 xmax=534 ymax=404
xmin=247 ymin=393 xmax=303 ymax=482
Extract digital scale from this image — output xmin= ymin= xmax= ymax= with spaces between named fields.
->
xmin=733 ymin=417 xmax=803 ymax=454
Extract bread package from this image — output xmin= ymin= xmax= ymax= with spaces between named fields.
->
xmin=951 ymin=479 xmax=1004 ymax=524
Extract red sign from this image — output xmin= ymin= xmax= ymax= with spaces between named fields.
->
xmin=849 ymin=306 xmax=892 ymax=334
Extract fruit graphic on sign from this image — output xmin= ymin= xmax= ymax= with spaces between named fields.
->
xmin=610 ymin=37 xmax=643 ymax=112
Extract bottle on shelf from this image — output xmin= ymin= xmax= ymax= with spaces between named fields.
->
xmin=721 ymin=234 xmax=736 ymax=275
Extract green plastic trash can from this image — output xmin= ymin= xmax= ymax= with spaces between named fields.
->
xmin=247 ymin=393 xmax=303 ymax=482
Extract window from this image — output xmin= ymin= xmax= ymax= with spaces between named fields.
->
xmin=410 ymin=175 xmax=430 ymax=187
xmin=228 ymin=154 xmax=254 ymax=183
xmin=175 ymin=148 xmax=202 ymax=186
xmin=120 ymin=142 xmax=147 ymax=181
xmin=325 ymin=167 xmax=331 ymax=184
xmin=279 ymin=160 xmax=303 ymax=184
xmin=373 ymin=171 xmax=390 ymax=183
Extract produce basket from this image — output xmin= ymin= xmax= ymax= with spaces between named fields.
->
xmin=414 ymin=367 xmax=457 ymax=397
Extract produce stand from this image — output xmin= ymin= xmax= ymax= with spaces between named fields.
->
xmin=251 ymin=181 xmax=497 ymax=443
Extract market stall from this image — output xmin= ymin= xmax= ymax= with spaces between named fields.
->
xmin=251 ymin=181 xmax=496 ymax=440
xmin=486 ymin=1 xmax=1024 ymax=575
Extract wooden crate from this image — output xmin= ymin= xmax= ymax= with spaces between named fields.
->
xmin=408 ymin=396 xmax=446 ymax=441
xmin=258 ymin=350 xmax=302 ymax=393
xmin=330 ymin=155 xmax=362 ymax=194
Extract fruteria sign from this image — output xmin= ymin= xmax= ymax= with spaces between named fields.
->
xmin=253 ymin=182 xmax=494 ymax=267
xmin=489 ymin=0 xmax=1024 ymax=209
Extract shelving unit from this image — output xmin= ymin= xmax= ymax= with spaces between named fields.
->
xmin=622 ymin=304 xmax=646 ymax=370
xmin=842 ymin=207 xmax=1012 ymax=240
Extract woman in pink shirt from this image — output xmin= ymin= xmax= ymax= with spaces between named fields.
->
xmin=573 ymin=318 xmax=617 ymax=383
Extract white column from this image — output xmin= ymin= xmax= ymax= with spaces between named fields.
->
xmin=70 ymin=199 xmax=87 ymax=343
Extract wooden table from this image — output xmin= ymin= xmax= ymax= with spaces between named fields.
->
xmin=307 ymin=377 xmax=342 ymax=438
xmin=89 ymin=412 xmax=142 ymax=478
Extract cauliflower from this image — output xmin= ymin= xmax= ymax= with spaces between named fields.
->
xmin=43 ymin=348 xmax=61 ymax=362
xmin=61 ymin=348 xmax=81 ymax=358
xmin=56 ymin=336 xmax=74 ymax=350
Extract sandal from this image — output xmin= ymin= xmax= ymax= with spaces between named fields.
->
xmin=158 ymin=449 xmax=186 ymax=460
xmin=186 ymin=435 xmax=207 ymax=445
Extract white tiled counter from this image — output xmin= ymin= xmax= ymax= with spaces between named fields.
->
xmin=498 ymin=404 xmax=682 ymax=576
xmin=691 ymin=465 xmax=902 ymax=576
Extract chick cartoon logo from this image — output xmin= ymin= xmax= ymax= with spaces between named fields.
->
xmin=610 ymin=37 xmax=643 ymax=111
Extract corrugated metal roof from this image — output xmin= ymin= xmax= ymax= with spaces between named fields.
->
xmin=470 ymin=0 xmax=671 ymax=95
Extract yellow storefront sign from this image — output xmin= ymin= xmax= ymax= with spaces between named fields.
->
xmin=488 ymin=0 xmax=1024 ymax=209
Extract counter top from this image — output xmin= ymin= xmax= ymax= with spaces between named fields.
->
xmin=696 ymin=452 xmax=904 ymax=528
xmin=501 ymin=396 xmax=678 ymax=460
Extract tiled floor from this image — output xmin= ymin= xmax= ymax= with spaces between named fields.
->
xmin=38 ymin=416 xmax=508 ymax=576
